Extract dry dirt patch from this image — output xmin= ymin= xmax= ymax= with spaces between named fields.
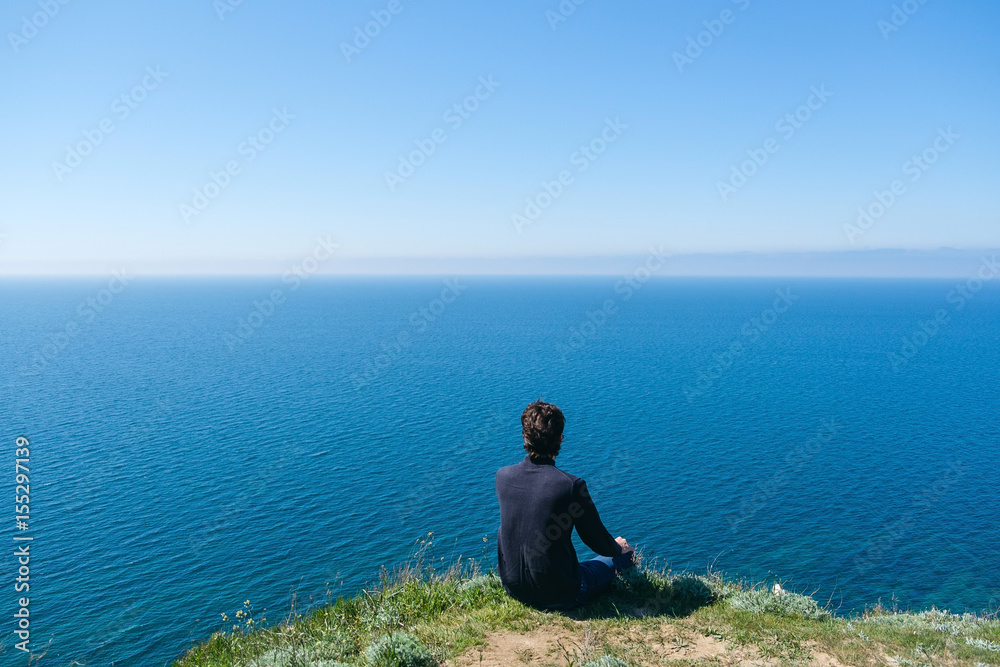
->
xmin=447 ymin=626 xmax=581 ymax=667
xmin=447 ymin=622 xmax=851 ymax=667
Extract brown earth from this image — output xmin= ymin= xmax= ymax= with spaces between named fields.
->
xmin=447 ymin=621 xmax=851 ymax=667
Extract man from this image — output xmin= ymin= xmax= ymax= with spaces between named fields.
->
xmin=494 ymin=399 xmax=635 ymax=610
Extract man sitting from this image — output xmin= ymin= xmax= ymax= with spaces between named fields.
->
xmin=494 ymin=400 xmax=635 ymax=610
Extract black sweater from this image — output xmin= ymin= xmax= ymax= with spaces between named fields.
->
xmin=494 ymin=455 xmax=623 ymax=608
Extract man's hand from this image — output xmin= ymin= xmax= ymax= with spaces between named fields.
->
xmin=615 ymin=536 xmax=635 ymax=555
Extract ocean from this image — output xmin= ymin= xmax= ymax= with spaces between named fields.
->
xmin=1 ymin=276 xmax=997 ymax=665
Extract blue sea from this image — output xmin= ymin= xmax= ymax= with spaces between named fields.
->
xmin=1 ymin=276 xmax=998 ymax=666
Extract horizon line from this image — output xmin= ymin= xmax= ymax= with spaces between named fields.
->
xmin=1 ymin=248 xmax=996 ymax=279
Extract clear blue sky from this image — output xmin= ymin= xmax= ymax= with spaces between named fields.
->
xmin=1 ymin=0 xmax=998 ymax=273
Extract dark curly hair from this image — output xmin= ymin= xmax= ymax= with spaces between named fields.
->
xmin=521 ymin=400 xmax=564 ymax=461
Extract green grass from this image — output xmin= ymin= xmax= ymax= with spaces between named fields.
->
xmin=173 ymin=545 xmax=1000 ymax=667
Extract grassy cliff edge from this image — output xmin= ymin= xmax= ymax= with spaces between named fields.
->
xmin=174 ymin=550 xmax=1000 ymax=667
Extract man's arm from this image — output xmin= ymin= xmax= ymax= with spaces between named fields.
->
xmin=572 ymin=479 xmax=623 ymax=558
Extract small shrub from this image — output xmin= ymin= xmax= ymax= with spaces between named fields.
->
xmin=457 ymin=573 xmax=500 ymax=593
xmin=728 ymin=586 xmax=829 ymax=620
xmin=582 ymin=656 xmax=629 ymax=667
xmin=966 ymin=636 xmax=1000 ymax=653
xmin=365 ymin=632 xmax=436 ymax=667
xmin=369 ymin=606 xmax=403 ymax=632
xmin=249 ymin=647 xmax=297 ymax=667
xmin=317 ymin=630 xmax=358 ymax=658
xmin=251 ymin=646 xmax=353 ymax=667
xmin=862 ymin=608 xmax=991 ymax=634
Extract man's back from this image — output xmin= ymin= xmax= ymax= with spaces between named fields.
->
xmin=495 ymin=455 xmax=622 ymax=608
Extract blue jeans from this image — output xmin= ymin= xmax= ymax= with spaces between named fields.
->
xmin=546 ymin=551 xmax=635 ymax=610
